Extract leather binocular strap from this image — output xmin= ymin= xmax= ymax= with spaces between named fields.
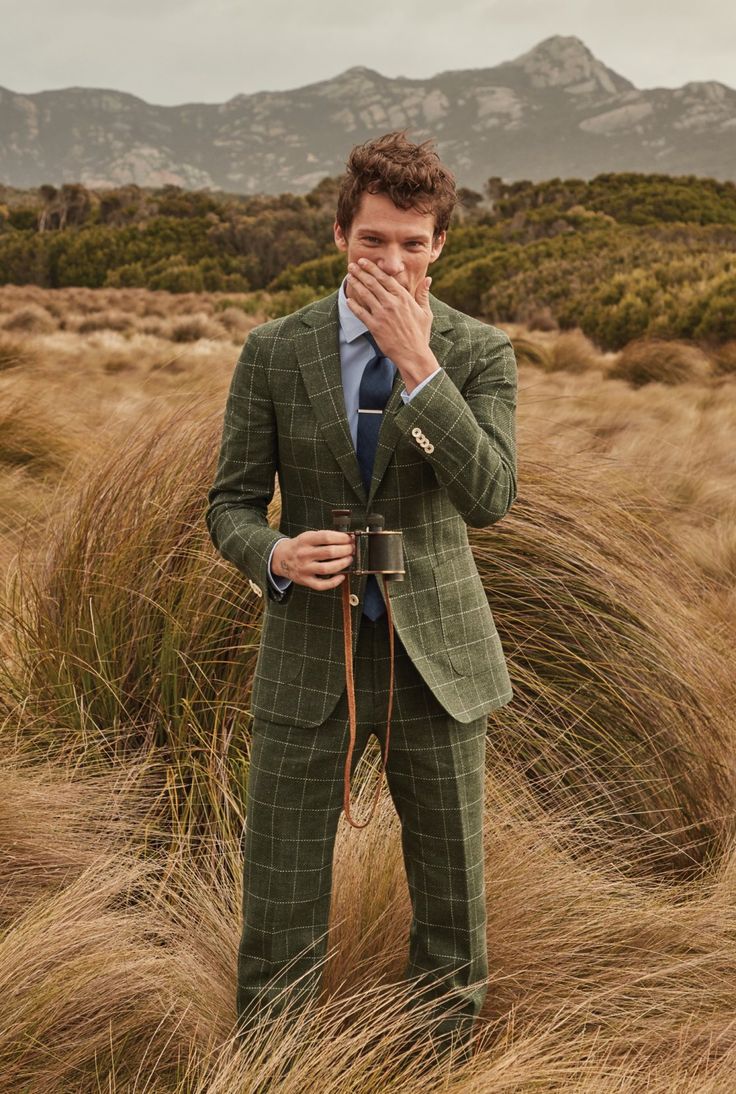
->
xmin=340 ymin=571 xmax=395 ymax=829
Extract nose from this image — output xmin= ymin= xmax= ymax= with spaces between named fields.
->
xmin=376 ymin=247 xmax=404 ymax=277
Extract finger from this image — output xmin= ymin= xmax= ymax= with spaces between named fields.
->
xmin=319 ymin=541 xmax=355 ymax=557
xmin=345 ymin=294 xmax=374 ymax=323
xmin=346 ymin=275 xmax=377 ymax=311
xmin=353 ymin=258 xmax=403 ymax=296
xmin=310 ymin=555 xmax=353 ymax=576
xmin=414 ymin=276 xmax=432 ymax=305
xmin=308 ymin=538 xmax=354 ymax=556
xmin=304 ymin=567 xmax=345 ymax=589
xmin=307 ymin=573 xmax=347 ymax=590
xmin=305 ymin=530 xmax=353 ymax=545
xmin=310 ymin=546 xmax=354 ymax=566
xmin=348 ymin=261 xmax=395 ymax=302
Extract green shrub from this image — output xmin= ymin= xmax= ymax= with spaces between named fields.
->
xmin=692 ymin=274 xmax=736 ymax=342
xmin=1 ymin=173 xmax=735 ymax=344
xmin=268 ymin=252 xmax=346 ymax=292
xmin=148 ymin=262 xmax=205 ymax=293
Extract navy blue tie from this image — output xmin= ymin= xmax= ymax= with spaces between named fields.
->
xmin=357 ymin=331 xmax=395 ymax=619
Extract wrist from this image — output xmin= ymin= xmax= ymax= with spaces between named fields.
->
xmin=272 ymin=537 xmax=293 ymax=579
xmin=400 ymin=349 xmax=440 ymax=394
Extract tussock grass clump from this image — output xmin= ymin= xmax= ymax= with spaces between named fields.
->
xmin=511 ymin=328 xmax=624 ymax=376
xmin=170 ymin=314 xmax=227 ymax=342
xmin=1 ymin=303 xmax=58 ymax=334
xmin=712 ymin=340 xmax=736 ymax=376
xmin=511 ymin=328 xmax=604 ymax=375
xmin=610 ymin=338 xmax=713 ymax=387
xmin=0 ymin=332 xmax=38 ymax=372
xmin=76 ymin=309 xmax=134 ymax=334
xmin=470 ymin=451 xmax=734 ymax=880
xmin=546 ymin=328 xmax=602 ymax=373
xmin=216 ymin=305 xmax=257 ymax=339
xmin=0 ymin=470 xmax=49 ymax=557
xmin=0 ymin=854 xmax=213 ymax=1092
xmin=139 ymin=314 xmax=175 ymax=338
xmin=101 ymin=351 xmax=138 ymax=374
xmin=510 ymin=336 xmax=551 ymax=370
xmin=0 ymin=755 xmax=149 ymax=924
xmin=3 ymin=403 xmax=265 ymax=762
xmin=467 ymin=769 xmax=736 ymax=1092
xmin=0 ymin=399 xmax=78 ymax=475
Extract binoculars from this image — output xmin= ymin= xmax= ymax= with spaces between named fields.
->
xmin=332 ymin=509 xmax=405 ymax=582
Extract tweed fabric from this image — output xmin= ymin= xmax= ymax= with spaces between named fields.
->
xmin=205 ymin=290 xmax=518 ymax=729
xmin=236 ymin=611 xmax=489 ymax=1054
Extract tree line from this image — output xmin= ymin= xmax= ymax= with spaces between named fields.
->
xmin=1 ymin=172 xmax=734 ymax=348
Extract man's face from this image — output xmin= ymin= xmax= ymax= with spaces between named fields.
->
xmin=334 ymin=190 xmax=446 ymax=298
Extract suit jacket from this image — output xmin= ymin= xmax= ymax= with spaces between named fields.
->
xmin=205 ymin=288 xmax=518 ymax=728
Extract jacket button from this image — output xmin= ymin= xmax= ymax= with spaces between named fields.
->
xmin=349 ymin=593 xmax=360 ymax=606
xmin=425 ymin=442 xmax=435 ymax=453
xmin=411 ymin=427 xmax=422 ymax=438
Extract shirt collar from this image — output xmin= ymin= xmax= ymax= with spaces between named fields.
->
xmin=337 ymin=275 xmax=370 ymax=344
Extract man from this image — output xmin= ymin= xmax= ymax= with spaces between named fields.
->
xmin=205 ymin=131 xmax=518 ymax=1062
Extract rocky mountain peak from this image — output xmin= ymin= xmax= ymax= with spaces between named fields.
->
xmin=0 ymin=36 xmax=732 ymax=191
xmin=508 ymin=34 xmax=634 ymax=95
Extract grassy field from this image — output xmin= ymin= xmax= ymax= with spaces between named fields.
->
xmin=1 ymin=284 xmax=736 ymax=1091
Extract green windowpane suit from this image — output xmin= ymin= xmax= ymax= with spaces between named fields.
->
xmin=206 ymin=288 xmax=518 ymax=1054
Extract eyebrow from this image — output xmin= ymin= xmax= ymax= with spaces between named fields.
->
xmin=356 ymin=229 xmax=430 ymax=242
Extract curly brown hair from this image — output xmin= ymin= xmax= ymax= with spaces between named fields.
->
xmin=335 ymin=131 xmax=456 ymax=239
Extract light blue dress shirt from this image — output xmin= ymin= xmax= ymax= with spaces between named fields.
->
xmin=267 ymin=276 xmax=442 ymax=592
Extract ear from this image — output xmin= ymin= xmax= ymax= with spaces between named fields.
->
xmin=334 ymin=219 xmax=348 ymax=253
xmin=429 ymin=229 xmax=446 ymax=264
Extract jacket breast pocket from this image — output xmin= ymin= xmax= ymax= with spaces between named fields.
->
xmin=433 ymin=552 xmax=499 ymax=677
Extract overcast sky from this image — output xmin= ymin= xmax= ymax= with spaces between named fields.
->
xmin=1 ymin=0 xmax=733 ymax=105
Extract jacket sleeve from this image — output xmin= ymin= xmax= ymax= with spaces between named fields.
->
xmin=205 ymin=329 xmax=293 ymax=604
xmin=392 ymin=329 xmax=517 ymax=527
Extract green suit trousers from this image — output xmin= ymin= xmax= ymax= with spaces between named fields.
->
xmin=236 ymin=608 xmax=489 ymax=1056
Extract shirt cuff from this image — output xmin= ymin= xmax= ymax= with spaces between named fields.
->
xmin=267 ymin=539 xmax=292 ymax=591
xmin=400 ymin=367 xmax=442 ymax=403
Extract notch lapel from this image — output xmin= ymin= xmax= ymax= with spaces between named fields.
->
xmin=296 ymin=292 xmax=367 ymax=505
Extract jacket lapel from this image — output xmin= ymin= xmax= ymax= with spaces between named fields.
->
xmin=296 ymin=291 xmax=455 ymax=507
xmin=296 ymin=291 xmax=367 ymax=504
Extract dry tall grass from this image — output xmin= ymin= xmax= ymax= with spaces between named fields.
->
xmin=1 ymin=284 xmax=736 ymax=1091
xmin=610 ymin=338 xmax=714 ymax=387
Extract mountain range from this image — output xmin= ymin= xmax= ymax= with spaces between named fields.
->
xmin=1 ymin=35 xmax=734 ymax=193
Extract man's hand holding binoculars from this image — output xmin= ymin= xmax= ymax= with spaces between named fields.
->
xmin=271 ymin=532 xmax=354 ymax=590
